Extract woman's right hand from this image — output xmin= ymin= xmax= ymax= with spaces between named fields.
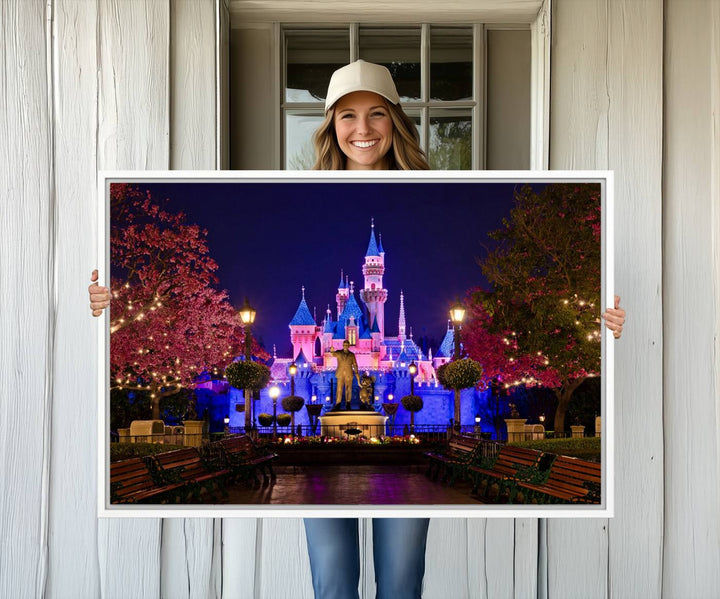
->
xmin=89 ymin=269 xmax=111 ymax=316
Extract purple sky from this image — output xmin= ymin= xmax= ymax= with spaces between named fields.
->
xmin=135 ymin=181 xmax=545 ymax=358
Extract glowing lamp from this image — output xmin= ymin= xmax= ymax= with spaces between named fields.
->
xmin=408 ymin=362 xmax=417 ymax=376
xmin=239 ymin=298 xmax=256 ymax=324
xmin=223 ymin=415 xmax=230 ymax=425
xmin=388 ymin=394 xmax=394 ymax=402
xmin=475 ymin=414 xmax=481 ymax=425
xmin=269 ymin=385 xmax=280 ymax=400
xmin=289 ymin=362 xmax=297 ymax=376
xmin=450 ymin=301 xmax=466 ymax=324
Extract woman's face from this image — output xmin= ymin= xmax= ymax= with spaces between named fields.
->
xmin=333 ymin=91 xmax=394 ymax=170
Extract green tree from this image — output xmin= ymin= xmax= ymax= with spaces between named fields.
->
xmin=474 ymin=183 xmax=602 ymax=433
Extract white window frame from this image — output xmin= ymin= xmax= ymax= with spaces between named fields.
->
xmin=229 ymin=0 xmax=551 ymax=171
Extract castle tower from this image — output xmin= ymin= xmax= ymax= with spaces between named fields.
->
xmin=335 ymin=269 xmax=349 ymax=320
xmin=359 ymin=219 xmax=388 ymax=339
xmin=289 ymin=286 xmax=318 ymax=362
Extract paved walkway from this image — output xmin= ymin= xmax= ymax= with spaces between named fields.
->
xmin=222 ymin=465 xmax=483 ymax=505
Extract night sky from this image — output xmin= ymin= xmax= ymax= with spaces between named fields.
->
xmin=135 ymin=181 xmax=543 ymax=358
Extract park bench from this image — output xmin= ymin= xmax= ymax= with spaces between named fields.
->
xmin=110 ymin=457 xmax=185 ymax=504
xmin=423 ymin=435 xmax=482 ymax=485
xmin=219 ymin=435 xmax=278 ymax=486
xmin=468 ymin=445 xmax=547 ymax=501
xmin=516 ymin=454 xmax=601 ymax=504
xmin=152 ymin=447 xmax=230 ymax=501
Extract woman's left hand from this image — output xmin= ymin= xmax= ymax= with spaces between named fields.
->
xmin=601 ymin=295 xmax=625 ymax=339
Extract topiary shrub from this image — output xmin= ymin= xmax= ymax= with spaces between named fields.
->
xmin=224 ymin=360 xmax=271 ymax=390
xmin=276 ymin=414 xmax=291 ymax=427
xmin=257 ymin=413 xmax=274 ymax=427
xmin=400 ymin=394 xmax=424 ymax=412
xmin=436 ymin=358 xmax=484 ymax=390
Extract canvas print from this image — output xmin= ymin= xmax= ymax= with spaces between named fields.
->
xmin=101 ymin=172 xmax=612 ymax=516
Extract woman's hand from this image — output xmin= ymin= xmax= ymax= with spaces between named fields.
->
xmin=601 ymin=295 xmax=625 ymax=339
xmin=89 ymin=269 xmax=111 ymax=316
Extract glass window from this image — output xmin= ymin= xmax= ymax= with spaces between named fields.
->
xmin=285 ymin=112 xmax=324 ymax=170
xmin=429 ymin=109 xmax=472 ymax=170
xmin=286 ymin=30 xmax=350 ymax=103
xmin=430 ymin=27 xmax=473 ymax=101
xmin=279 ymin=25 xmax=529 ymax=171
xmin=359 ymin=28 xmax=421 ymax=102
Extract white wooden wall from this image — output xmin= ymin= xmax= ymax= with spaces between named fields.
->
xmin=1 ymin=1 xmax=718 ymax=597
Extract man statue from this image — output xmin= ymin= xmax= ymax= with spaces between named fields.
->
xmin=327 ymin=340 xmax=360 ymax=409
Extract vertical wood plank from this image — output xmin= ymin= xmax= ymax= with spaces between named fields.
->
xmin=605 ymin=1 xmax=664 ymax=597
xmin=96 ymin=1 xmax=170 ymax=595
xmin=512 ymin=519 xmax=539 ymax=599
xmin=169 ymin=0 xmax=216 ymax=170
xmin=256 ymin=519 xmax=314 ymax=598
xmin=47 ymin=0 xmax=101 ymax=596
xmin=663 ymin=1 xmax=720 ymax=596
xmin=162 ymin=1 xmax=219 ymax=597
xmin=424 ymin=519 xmax=470 ymax=599
xmin=548 ymin=3 xmax=609 ymax=595
xmin=0 ymin=1 xmax=52 ymax=597
xmin=551 ymin=0 xmax=665 ymax=597
xmin=221 ymin=519 xmax=258 ymax=598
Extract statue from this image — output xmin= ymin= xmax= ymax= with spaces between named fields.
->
xmin=327 ymin=340 xmax=360 ymax=409
xmin=358 ymin=372 xmax=375 ymax=409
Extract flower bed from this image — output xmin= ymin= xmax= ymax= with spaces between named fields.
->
xmin=262 ymin=435 xmax=432 ymax=466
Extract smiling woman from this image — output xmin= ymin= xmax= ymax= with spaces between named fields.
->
xmin=311 ymin=60 xmax=430 ymax=171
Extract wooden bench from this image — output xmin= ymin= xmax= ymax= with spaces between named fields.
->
xmin=467 ymin=445 xmax=547 ymax=501
xmin=219 ymin=435 xmax=278 ymax=486
xmin=110 ymin=457 xmax=184 ymax=504
xmin=152 ymin=448 xmax=230 ymax=501
xmin=423 ymin=435 xmax=482 ymax=485
xmin=516 ymin=454 xmax=601 ymax=504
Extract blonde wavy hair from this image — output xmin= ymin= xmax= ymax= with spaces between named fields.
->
xmin=312 ymin=100 xmax=430 ymax=171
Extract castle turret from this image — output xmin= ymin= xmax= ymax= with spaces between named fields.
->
xmin=336 ymin=269 xmax=349 ymax=320
xmin=359 ymin=219 xmax=388 ymax=339
xmin=289 ymin=286 xmax=318 ymax=363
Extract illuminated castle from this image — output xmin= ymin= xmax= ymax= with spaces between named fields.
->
xmin=283 ymin=220 xmax=452 ymax=384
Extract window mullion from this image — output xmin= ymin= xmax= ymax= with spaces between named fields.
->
xmin=473 ymin=23 xmax=485 ymax=171
xmin=421 ymin=23 xmax=430 ymax=154
xmin=350 ymin=23 xmax=359 ymax=61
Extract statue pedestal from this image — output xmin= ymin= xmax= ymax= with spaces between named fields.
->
xmin=319 ymin=411 xmax=387 ymax=438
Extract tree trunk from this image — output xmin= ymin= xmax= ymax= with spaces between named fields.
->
xmin=454 ymin=389 xmax=461 ymax=428
xmin=244 ymin=388 xmax=251 ymax=432
xmin=151 ymin=384 xmax=160 ymax=420
xmin=553 ymin=377 xmax=586 ymax=434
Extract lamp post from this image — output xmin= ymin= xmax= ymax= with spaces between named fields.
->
xmin=474 ymin=414 xmax=481 ymax=438
xmin=269 ymin=385 xmax=280 ymax=440
xmin=289 ymin=362 xmax=297 ymax=396
xmin=450 ymin=300 xmax=466 ymax=429
xmin=450 ymin=300 xmax=466 ymax=360
xmin=408 ymin=361 xmax=417 ymax=396
xmin=239 ymin=298 xmax=256 ymax=432
xmin=224 ymin=415 xmax=230 ymax=436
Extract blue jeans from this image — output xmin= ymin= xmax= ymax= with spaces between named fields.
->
xmin=303 ymin=518 xmax=430 ymax=599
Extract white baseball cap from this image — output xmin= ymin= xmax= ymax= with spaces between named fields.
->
xmin=324 ymin=60 xmax=400 ymax=112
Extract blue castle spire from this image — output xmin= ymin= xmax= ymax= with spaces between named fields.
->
xmin=289 ymin=286 xmax=316 ymax=326
xmin=366 ymin=218 xmax=380 ymax=257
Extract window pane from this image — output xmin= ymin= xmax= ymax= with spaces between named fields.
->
xmin=286 ymin=30 xmax=350 ymax=103
xmin=285 ymin=112 xmax=324 ymax=170
xmin=359 ymin=28 xmax=421 ymax=102
xmin=430 ymin=27 xmax=473 ymax=101
xmin=429 ymin=109 xmax=472 ymax=170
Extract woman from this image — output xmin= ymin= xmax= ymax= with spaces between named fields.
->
xmin=88 ymin=60 xmax=626 ymax=599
